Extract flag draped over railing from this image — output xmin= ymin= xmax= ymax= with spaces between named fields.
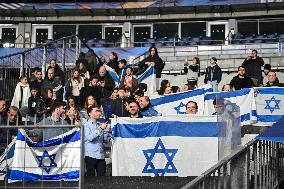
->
xmin=150 ymin=88 xmax=206 ymax=115
xmin=204 ymin=88 xmax=257 ymax=125
xmin=254 ymin=87 xmax=284 ymax=125
xmin=111 ymin=115 xmax=219 ymax=177
xmin=8 ymin=128 xmax=80 ymax=182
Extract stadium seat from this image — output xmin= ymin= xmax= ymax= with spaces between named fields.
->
xmin=188 ymin=37 xmax=200 ymax=45
xmin=199 ymin=36 xmax=212 ymax=45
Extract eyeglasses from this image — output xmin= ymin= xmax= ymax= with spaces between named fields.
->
xmin=239 ymin=69 xmax=245 ymax=71
xmin=187 ymin=106 xmax=197 ymax=109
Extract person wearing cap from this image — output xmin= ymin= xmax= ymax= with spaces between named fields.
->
xmin=242 ymin=49 xmax=264 ymax=86
xmin=204 ymin=57 xmax=222 ymax=92
xmin=262 ymin=64 xmax=271 ymax=86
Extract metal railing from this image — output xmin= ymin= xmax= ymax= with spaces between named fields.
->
xmin=0 ymin=122 xmax=84 ymax=189
xmin=0 ymin=35 xmax=90 ymax=101
xmin=182 ymin=139 xmax=284 ymax=189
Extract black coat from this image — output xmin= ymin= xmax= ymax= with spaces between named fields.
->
xmin=110 ymin=98 xmax=129 ymax=117
xmin=107 ymin=60 xmax=120 ymax=74
xmin=29 ymin=79 xmax=43 ymax=92
xmin=265 ymin=80 xmax=284 ymax=87
xmin=139 ymin=54 xmax=164 ymax=78
xmin=28 ymin=95 xmax=42 ymax=117
xmin=242 ymin=57 xmax=264 ymax=80
xmin=98 ymin=73 xmax=115 ymax=98
xmin=230 ymin=75 xmax=254 ymax=90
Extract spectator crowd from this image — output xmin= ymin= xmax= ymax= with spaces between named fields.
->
xmin=0 ymin=47 xmax=283 ymax=177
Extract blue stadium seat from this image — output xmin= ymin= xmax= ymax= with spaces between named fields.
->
xmin=242 ymin=35 xmax=253 ymax=44
xmin=253 ymin=35 xmax=265 ymax=44
xmin=199 ymin=36 xmax=212 ymax=45
xmin=155 ymin=42 xmax=164 ymax=47
xmin=264 ymin=33 xmax=277 ymax=43
xmin=279 ymin=33 xmax=284 ymax=42
xmin=188 ymin=37 xmax=200 ymax=45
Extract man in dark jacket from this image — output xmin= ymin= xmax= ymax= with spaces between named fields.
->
xmin=78 ymin=75 xmax=102 ymax=109
xmin=110 ymin=87 xmax=129 ymax=117
xmin=30 ymin=70 xmax=43 ymax=92
xmin=242 ymin=49 xmax=264 ymax=86
xmin=265 ymin=71 xmax=284 ymax=87
xmin=204 ymin=57 xmax=222 ymax=92
xmin=0 ymin=106 xmax=22 ymax=154
xmin=230 ymin=66 xmax=254 ymax=90
xmin=98 ymin=66 xmax=115 ymax=99
xmin=45 ymin=59 xmax=65 ymax=85
xmin=42 ymin=68 xmax=55 ymax=91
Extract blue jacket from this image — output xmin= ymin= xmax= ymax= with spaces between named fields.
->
xmin=140 ymin=104 xmax=158 ymax=117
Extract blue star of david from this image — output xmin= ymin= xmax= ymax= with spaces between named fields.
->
xmin=265 ymin=96 xmax=281 ymax=113
xmin=174 ymin=102 xmax=186 ymax=114
xmin=142 ymin=138 xmax=178 ymax=176
xmin=36 ymin=150 xmax=57 ymax=174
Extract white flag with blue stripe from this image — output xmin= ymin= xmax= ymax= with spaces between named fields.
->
xmin=0 ymin=140 xmax=15 ymax=180
xmin=111 ymin=115 xmax=219 ymax=176
xmin=150 ymin=88 xmax=205 ymax=115
xmin=254 ymin=87 xmax=284 ymax=126
xmin=204 ymin=88 xmax=256 ymax=125
xmin=105 ymin=64 xmax=120 ymax=86
xmin=8 ymin=128 xmax=80 ymax=182
xmin=137 ymin=66 xmax=156 ymax=96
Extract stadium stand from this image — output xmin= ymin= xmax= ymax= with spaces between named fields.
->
xmin=1 ymin=0 xmax=284 ymax=188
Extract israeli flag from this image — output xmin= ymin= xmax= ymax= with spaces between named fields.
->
xmin=150 ymin=88 xmax=205 ymax=115
xmin=137 ymin=66 xmax=156 ymax=96
xmin=254 ymin=87 xmax=284 ymax=126
xmin=8 ymin=128 xmax=80 ymax=182
xmin=105 ymin=64 xmax=120 ymax=86
xmin=111 ymin=115 xmax=219 ymax=176
xmin=0 ymin=140 xmax=15 ymax=180
xmin=197 ymin=83 xmax=213 ymax=93
xmin=204 ymin=88 xmax=256 ymax=125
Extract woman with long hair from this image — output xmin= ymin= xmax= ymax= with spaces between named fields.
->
xmin=184 ymin=57 xmax=200 ymax=85
xmin=65 ymin=69 xmax=85 ymax=103
xmin=76 ymin=62 xmax=90 ymax=80
xmin=65 ymin=106 xmax=81 ymax=125
xmin=138 ymin=46 xmax=164 ymax=90
xmin=11 ymin=75 xmax=31 ymax=109
xmin=80 ymin=95 xmax=98 ymax=120
xmin=107 ymin=51 xmax=119 ymax=74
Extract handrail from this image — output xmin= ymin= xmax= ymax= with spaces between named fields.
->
xmin=181 ymin=139 xmax=257 ymax=189
xmin=0 ymin=34 xmax=89 ymax=60
xmin=182 ymin=138 xmax=284 ymax=189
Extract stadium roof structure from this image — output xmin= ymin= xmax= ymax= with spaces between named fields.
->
xmin=0 ymin=1 xmax=283 ymax=10
xmin=0 ymin=0 xmax=283 ymax=21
